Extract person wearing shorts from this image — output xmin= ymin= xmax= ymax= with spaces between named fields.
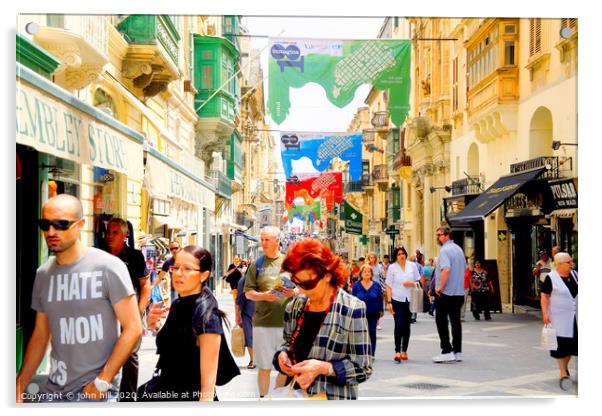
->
xmin=244 ymin=226 xmax=296 ymax=398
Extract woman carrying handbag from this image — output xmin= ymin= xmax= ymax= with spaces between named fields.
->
xmin=272 ymin=239 xmax=373 ymax=400
xmin=140 ymin=246 xmax=240 ymax=401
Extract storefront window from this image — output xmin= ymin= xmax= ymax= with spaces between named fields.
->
xmin=92 ymin=167 xmax=122 ymax=249
xmin=46 ymin=155 xmax=80 ymax=198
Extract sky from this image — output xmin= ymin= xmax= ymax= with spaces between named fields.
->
xmin=241 ymin=16 xmax=385 ymax=176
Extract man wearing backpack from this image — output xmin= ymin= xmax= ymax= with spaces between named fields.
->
xmin=244 ymin=227 xmax=296 ymax=398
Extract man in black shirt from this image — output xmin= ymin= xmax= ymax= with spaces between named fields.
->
xmin=105 ymin=218 xmax=149 ymax=401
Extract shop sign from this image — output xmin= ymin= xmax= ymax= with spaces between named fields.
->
xmin=146 ymin=154 xmax=215 ymax=211
xmin=549 ymin=179 xmax=578 ymax=209
xmin=16 ymin=79 xmax=143 ymax=181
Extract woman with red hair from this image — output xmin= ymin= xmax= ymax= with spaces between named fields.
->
xmin=272 ymin=239 xmax=373 ymax=400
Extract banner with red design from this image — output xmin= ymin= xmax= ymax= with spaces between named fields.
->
xmin=285 ymin=172 xmax=343 ymax=210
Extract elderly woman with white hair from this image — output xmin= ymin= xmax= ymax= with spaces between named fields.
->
xmin=540 ymin=252 xmax=578 ymax=390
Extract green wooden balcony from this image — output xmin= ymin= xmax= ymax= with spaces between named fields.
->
xmin=211 ymin=169 xmax=232 ymax=199
xmin=117 ymin=15 xmax=179 ymax=66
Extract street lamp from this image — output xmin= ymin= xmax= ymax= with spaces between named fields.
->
xmin=552 ymin=141 xmax=578 ymax=151
xmin=429 ymin=185 xmax=451 ymax=193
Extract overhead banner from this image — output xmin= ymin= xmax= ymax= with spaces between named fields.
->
xmin=268 ymin=38 xmax=411 ymax=126
xmin=285 ymin=172 xmax=343 ymax=209
xmin=287 ymin=200 xmax=321 ymax=223
xmin=280 ymin=132 xmax=362 ymax=180
xmin=343 ymin=199 xmax=363 ymax=235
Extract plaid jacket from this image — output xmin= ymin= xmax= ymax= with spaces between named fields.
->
xmin=275 ymin=288 xmax=373 ymax=400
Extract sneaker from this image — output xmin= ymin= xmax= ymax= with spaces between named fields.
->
xmin=432 ymin=352 xmax=456 ymax=363
xmin=454 ymin=352 xmax=462 ymax=362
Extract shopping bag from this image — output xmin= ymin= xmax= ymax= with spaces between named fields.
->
xmin=230 ymin=325 xmax=245 ymax=357
xmin=540 ymin=324 xmax=558 ymax=350
xmin=268 ymin=377 xmax=327 ymax=400
xmin=409 ymin=282 xmax=424 ymax=313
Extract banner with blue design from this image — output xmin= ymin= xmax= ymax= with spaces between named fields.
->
xmin=280 ymin=132 xmax=362 ymax=180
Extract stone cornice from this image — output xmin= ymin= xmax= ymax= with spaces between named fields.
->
xmin=34 ymin=26 xmax=108 ymax=90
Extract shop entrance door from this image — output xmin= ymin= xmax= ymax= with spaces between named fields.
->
xmin=16 ymin=145 xmax=40 ymax=365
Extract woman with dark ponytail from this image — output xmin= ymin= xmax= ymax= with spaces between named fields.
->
xmin=272 ymin=239 xmax=373 ymax=400
xmin=142 ymin=246 xmax=239 ymax=401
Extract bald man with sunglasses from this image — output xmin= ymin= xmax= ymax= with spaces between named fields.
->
xmin=17 ymin=194 xmax=141 ymax=403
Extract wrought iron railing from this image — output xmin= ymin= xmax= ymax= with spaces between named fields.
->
xmin=510 ymin=156 xmax=559 ymax=179
xmin=371 ymin=111 xmax=389 ymax=128
xmin=372 ymin=164 xmax=388 ymax=182
xmin=362 ymin=129 xmax=376 ymax=146
xmin=450 ymin=177 xmax=481 ymax=196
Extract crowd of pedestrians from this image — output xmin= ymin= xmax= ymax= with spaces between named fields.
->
xmin=16 ymin=194 xmax=577 ymax=402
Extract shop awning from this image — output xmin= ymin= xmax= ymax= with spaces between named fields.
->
xmin=450 ymin=167 xmax=547 ymax=224
xmin=152 ymin=215 xmax=184 ymax=231
xmin=16 ymin=63 xmax=145 ymax=181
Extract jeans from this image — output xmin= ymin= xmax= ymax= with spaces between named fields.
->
xmin=435 ymin=294 xmax=464 ymax=354
xmin=471 ymin=291 xmax=491 ymax=320
xmin=392 ymin=300 xmax=412 ymax=353
xmin=366 ymin=314 xmax=378 ymax=356
xmin=119 ymin=351 xmax=138 ymax=401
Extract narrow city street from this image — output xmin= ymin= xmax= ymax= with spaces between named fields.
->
xmin=137 ymin=288 xmax=578 ymax=401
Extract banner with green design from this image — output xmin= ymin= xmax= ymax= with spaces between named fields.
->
xmin=287 ymin=200 xmax=321 ymax=223
xmin=343 ymin=199 xmax=363 ymax=235
xmin=268 ymin=38 xmax=411 ymax=126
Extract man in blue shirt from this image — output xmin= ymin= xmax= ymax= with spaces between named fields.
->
xmin=432 ymin=226 xmax=466 ymax=363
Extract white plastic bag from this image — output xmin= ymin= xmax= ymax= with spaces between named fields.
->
xmin=409 ymin=282 xmax=424 ymax=313
xmin=540 ymin=324 xmax=558 ymax=350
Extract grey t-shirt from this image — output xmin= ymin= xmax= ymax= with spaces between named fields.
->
xmin=31 ymin=247 xmax=135 ymax=395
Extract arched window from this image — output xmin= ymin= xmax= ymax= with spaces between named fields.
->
xmin=93 ymin=88 xmax=117 ymax=118
xmin=529 ymin=107 xmax=553 ymax=158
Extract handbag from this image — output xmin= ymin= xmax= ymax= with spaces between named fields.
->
xmin=230 ymin=325 xmax=245 ymax=357
xmin=136 ymin=369 xmax=162 ymax=401
xmin=409 ymin=282 xmax=424 ymax=313
xmin=540 ymin=324 xmax=558 ymax=350
xmin=269 ymin=376 xmax=327 ymax=400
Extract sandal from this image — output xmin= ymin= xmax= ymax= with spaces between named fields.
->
xmin=559 ymin=376 xmax=572 ymax=391
xmin=400 ymin=352 xmax=408 ymax=361
xmin=394 ymin=353 xmax=402 ymax=362
xmin=247 ymin=361 xmax=256 ymax=369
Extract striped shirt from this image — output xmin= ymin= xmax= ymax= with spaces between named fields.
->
xmin=275 ymin=289 xmax=373 ymax=400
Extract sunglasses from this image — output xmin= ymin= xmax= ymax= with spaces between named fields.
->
xmin=38 ymin=218 xmax=81 ymax=231
xmin=291 ymin=275 xmax=323 ymax=290
xmin=169 ymin=247 xmax=180 ymax=251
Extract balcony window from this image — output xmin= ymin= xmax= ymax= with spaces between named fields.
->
xmin=468 ymin=25 xmax=499 ymax=89
xmin=504 ymin=41 xmax=515 ymax=65
xmin=202 ymin=65 xmax=213 ymax=89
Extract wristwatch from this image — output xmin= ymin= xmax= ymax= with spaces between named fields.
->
xmin=94 ymin=377 xmax=112 ymax=393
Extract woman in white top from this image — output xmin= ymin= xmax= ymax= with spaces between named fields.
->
xmin=385 ymin=246 xmax=421 ymax=362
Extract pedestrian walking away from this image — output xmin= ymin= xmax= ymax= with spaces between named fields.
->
xmin=432 ymin=226 xmax=466 ymax=363
xmin=470 ymin=260 xmax=494 ymax=321
xmin=367 ymin=253 xmax=386 ymax=330
xmin=236 ymin=275 xmax=256 ymax=369
xmin=141 ymin=246 xmax=240 ymax=401
xmin=540 ymin=252 xmax=578 ymax=391
xmin=104 ymin=217 xmax=150 ymax=401
xmin=16 ymin=194 xmax=142 ymax=403
xmin=155 ymin=241 xmax=182 ymax=306
xmin=385 ymin=247 xmax=421 ymax=362
xmin=461 ymin=260 xmax=471 ymax=321
xmin=274 ymin=239 xmax=373 ymax=400
xmin=243 ymin=226 xmax=296 ymax=398
xmin=352 ymin=264 xmax=384 ymax=356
